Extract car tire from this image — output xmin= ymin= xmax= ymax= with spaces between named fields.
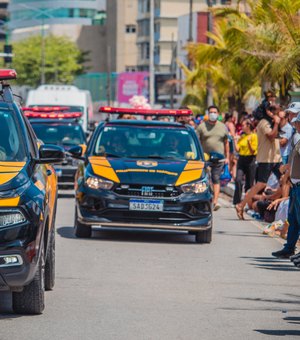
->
xmin=195 ymin=228 xmax=212 ymax=244
xmin=45 ymin=226 xmax=55 ymax=291
xmin=12 ymin=242 xmax=45 ymax=315
xmin=74 ymin=209 xmax=91 ymax=238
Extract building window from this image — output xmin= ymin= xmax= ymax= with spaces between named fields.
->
xmin=125 ymin=25 xmax=136 ymax=33
xmin=125 ymin=66 xmax=137 ymax=72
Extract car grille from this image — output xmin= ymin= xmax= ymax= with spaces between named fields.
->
xmin=114 ymin=184 xmax=180 ymax=198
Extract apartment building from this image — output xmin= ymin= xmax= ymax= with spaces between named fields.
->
xmin=0 ymin=0 xmax=9 ymax=41
xmin=106 ymin=0 xmax=138 ymax=73
xmin=7 ymin=0 xmax=107 ymax=72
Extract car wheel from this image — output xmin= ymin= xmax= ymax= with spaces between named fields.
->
xmin=45 ymin=226 xmax=55 ymax=291
xmin=74 ymin=208 xmax=91 ymax=238
xmin=12 ymin=242 xmax=45 ymax=315
xmin=195 ymin=228 xmax=212 ymax=244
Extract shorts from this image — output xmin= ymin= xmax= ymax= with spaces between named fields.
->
xmin=256 ymin=162 xmax=282 ymax=183
xmin=210 ymin=162 xmax=224 ymax=185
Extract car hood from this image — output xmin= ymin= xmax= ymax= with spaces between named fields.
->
xmin=88 ymin=156 xmax=205 ymax=186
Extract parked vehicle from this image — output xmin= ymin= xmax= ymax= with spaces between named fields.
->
xmin=0 ymin=69 xmax=65 ymax=314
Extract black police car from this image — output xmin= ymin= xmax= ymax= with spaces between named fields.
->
xmin=24 ymin=108 xmax=87 ymax=188
xmin=0 ymin=70 xmax=65 ymax=314
xmin=69 ymin=107 xmax=213 ymax=243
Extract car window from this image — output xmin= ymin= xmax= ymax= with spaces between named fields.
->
xmin=32 ymin=124 xmax=86 ymax=146
xmin=0 ymin=110 xmax=27 ymax=162
xmin=93 ymin=125 xmax=201 ymax=160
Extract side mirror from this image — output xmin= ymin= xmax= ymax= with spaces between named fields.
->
xmin=69 ymin=145 xmax=85 ymax=160
xmin=36 ymin=145 xmax=65 ymax=164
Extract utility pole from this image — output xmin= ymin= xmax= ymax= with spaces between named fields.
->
xmin=187 ymin=0 xmax=193 ymax=69
xmin=41 ymin=16 xmax=46 ymax=85
xmin=149 ymin=0 xmax=155 ymax=107
xmin=206 ymin=0 xmax=214 ymax=107
xmin=106 ymin=45 xmax=111 ymax=106
xmin=170 ymin=34 xmax=176 ymax=108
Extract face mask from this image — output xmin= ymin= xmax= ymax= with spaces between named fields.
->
xmin=209 ymin=113 xmax=218 ymax=122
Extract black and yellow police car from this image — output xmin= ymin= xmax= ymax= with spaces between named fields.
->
xmin=23 ymin=106 xmax=87 ymax=188
xmin=0 ymin=70 xmax=65 ymax=314
xmin=69 ymin=107 xmax=213 ymax=243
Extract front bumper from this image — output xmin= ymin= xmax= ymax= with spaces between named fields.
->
xmin=77 ymin=187 xmax=213 ymax=232
xmin=0 ymin=247 xmax=37 ymax=291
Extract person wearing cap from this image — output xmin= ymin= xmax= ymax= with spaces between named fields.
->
xmin=285 ymin=102 xmax=300 ymax=154
xmin=272 ymin=112 xmax=300 ymax=259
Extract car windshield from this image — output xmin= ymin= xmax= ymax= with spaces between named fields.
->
xmin=32 ymin=124 xmax=85 ymax=146
xmin=93 ymin=124 xmax=201 ymax=160
xmin=0 ymin=109 xmax=27 ymax=162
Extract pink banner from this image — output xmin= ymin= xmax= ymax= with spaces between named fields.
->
xmin=117 ymin=72 xmax=149 ymax=103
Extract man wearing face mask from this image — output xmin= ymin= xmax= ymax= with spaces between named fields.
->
xmin=197 ymin=105 xmax=229 ymax=211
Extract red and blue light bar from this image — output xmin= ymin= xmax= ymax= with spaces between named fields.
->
xmin=0 ymin=69 xmax=17 ymax=81
xmin=99 ymin=106 xmax=193 ymax=116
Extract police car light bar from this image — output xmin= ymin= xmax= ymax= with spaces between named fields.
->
xmin=23 ymin=111 xmax=82 ymax=119
xmin=99 ymin=106 xmax=193 ymax=116
xmin=22 ymin=106 xmax=70 ymax=112
xmin=0 ymin=69 xmax=17 ymax=81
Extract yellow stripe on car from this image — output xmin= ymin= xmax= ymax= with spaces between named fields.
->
xmin=89 ymin=156 xmax=111 ymax=168
xmin=0 ymin=197 xmax=20 ymax=207
xmin=0 ymin=161 xmax=26 ymax=168
xmin=175 ymin=161 xmax=204 ymax=186
xmin=183 ymin=161 xmax=205 ymax=171
xmin=91 ymin=164 xmax=120 ymax=183
xmin=0 ymin=173 xmax=20 ymax=185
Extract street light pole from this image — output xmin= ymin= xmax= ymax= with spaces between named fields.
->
xmin=149 ymin=0 xmax=155 ymax=107
xmin=41 ymin=16 xmax=46 ymax=85
xmin=206 ymin=0 xmax=214 ymax=107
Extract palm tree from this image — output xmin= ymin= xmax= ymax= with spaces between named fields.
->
xmin=182 ymin=0 xmax=300 ymax=109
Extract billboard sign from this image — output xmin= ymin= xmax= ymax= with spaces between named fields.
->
xmin=117 ymin=72 xmax=149 ymax=103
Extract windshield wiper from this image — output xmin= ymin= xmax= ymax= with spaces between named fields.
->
xmin=128 ymin=155 xmax=165 ymax=159
xmin=99 ymin=153 xmax=121 ymax=158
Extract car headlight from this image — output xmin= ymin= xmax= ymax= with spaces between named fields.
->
xmin=0 ymin=211 xmax=26 ymax=228
xmin=181 ymin=180 xmax=208 ymax=194
xmin=86 ymin=176 xmax=114 ymax=190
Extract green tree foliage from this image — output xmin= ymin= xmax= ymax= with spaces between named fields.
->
xmin=182 ymin=0 xmax=300 ymax=110
xmin=12 ymin=35 xmax=86 ymax=87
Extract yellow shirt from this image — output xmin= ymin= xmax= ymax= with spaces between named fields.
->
xmin=237 ymin=133 xmax=258 ymax=156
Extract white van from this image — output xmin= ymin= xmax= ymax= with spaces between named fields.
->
xmin=26 ymin=85 xmax=93 ymax=132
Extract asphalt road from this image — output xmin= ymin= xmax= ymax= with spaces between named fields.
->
xmin=0 ymin=193 xmax=299 ymax=340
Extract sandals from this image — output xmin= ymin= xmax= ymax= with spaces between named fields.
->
xmin=235 ymin=204 xmax=244 ymax=220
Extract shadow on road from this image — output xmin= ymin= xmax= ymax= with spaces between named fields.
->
xmin=254 ymin=329 xmax=300 ymax=336
xmin=216 ymin=230 xmax=265 ymax=238
xmin=0 ymin=292 xmax=22 ymax=318
xmin=58 ymin=192 xmax=74 ymax=199
xmin=240 ymin=256 xmax=299 ymax=272
xmin=56 ymin=226 xmax=200 ymax=245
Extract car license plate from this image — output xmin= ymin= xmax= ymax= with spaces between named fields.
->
xmin=129 ymin=199 xmax=163 ymax=212
xmin=55 ymin=169 xmax=62 ymax=177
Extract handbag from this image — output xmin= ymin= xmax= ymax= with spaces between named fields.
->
xmin=220 ymin=163 xmax=232 ymax=187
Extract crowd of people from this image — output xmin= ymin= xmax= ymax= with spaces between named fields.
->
xmin=116 ymin=96 xmax=300 ymax=268
xmin=191 ymin=92 xmax=300 ymax=269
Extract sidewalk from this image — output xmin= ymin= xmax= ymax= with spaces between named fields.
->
xmin=220 ymin=182 xmax=286 ymax=244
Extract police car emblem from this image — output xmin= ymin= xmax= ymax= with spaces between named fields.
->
xmin=137 ymin=160 xmax=158 ymax=168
